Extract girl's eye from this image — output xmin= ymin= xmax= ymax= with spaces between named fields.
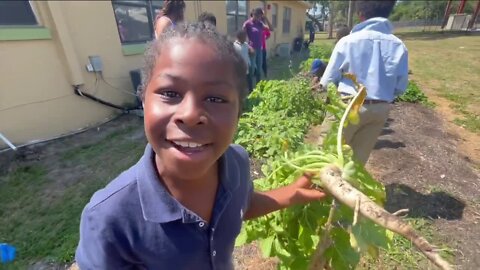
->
xmin=206 ymin=96 xmax=226 ymax=103
xmin=160 ymin=90 xmax=180 ymax=98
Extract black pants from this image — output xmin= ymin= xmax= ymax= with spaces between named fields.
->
xmin=262 ymin=49 xmax=267 ymax=78
xmin=247 ymin=74 xmax=253 ymax=93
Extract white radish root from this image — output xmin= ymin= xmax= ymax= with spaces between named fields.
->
xmin=312 ymin=165 xmax=452 ymax=270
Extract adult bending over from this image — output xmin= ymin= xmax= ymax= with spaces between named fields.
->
xmin=319 ymin=0 xmax=408 ymax=165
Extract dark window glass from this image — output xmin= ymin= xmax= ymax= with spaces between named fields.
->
xmin=271 ymin=4 xmax=278 ymax=28
xmin=0 ymin=1 xmax=37 ymax=25
xmin=112 ymin=0 xmax=161 ymax=44
xmin=226 ymin=0 xmax=248 ymax=35
xmin=282 ymin=7 xmax=291 ymax=33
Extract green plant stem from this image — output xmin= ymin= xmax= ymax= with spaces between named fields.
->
xmin=309 ymin=200 xmax=337 ymax=270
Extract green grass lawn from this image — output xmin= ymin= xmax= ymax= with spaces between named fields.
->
xmin=397 ymin=31 xmax=480 ymax=132
xmin=0 ymin=122 xmax=146 ymax=269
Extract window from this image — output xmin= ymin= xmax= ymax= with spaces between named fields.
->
xmin=112 ymin=0 xmax=163 ymax=44
xmin=226 ymin=0 xmax=248 ymax=34
xmin=282 ymin=7 xmax=291 ymax=33
xmin=271 ymin=4 xmax=278 ymax=28
xmin=0 ymin=1 xmax=37 ymax=25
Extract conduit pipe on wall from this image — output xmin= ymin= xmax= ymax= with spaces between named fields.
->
xmin=73 ymin=85 xmax=142 ymax=113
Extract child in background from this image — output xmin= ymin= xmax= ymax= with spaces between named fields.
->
xmin=234 ymin=30 xmax=254 ymax=92
xmin=335 ymin=24 xmax=350 ymax=43
xmin=243 ymin=8 xmax=270 ymax=87
xmin=75 ymin=23 xmax=325 ymax=270
xmin=260 ymin=8 xmax=273 ymax=78
xmin=261 ymin=27 xmax=271 ymax=78
xmin=198 ymin=11 xmax=216 ymax=28
xmin=309 ymin=59 xmax=328 ymax=91
xmin=154 ymin=0 xmax=185 ymax=38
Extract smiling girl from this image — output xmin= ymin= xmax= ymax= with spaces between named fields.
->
xmin=75 ymin=23 xmax=325 ymax=270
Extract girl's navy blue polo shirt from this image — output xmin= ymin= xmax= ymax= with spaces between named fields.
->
xmin=75 ymin=144 xmax=253 ymax=270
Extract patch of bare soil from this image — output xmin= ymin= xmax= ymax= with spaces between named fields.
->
xmin=419 ymin=83 xmax=480 ymax=166
xmin=366 ymin=103 xmax=480 ymax=270
xmin=235 ymin=102 xmax=480 ymax=270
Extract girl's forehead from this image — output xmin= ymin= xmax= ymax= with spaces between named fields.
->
xmin=162 ymin=38 xmax=222 ymax=61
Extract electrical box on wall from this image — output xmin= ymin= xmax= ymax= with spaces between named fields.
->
xmin=88 ymin=55 xmax=103 ymax=72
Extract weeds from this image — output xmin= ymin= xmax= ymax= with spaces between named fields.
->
xmin=396 ymin=81 xmax=435 ymax=107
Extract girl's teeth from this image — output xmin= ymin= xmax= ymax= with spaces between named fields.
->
xmin=173 ymin=141 xmax=203 ymax=148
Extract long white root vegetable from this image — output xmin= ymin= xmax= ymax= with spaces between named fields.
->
xmin=313 ymin=165 xmax=453 ymax=270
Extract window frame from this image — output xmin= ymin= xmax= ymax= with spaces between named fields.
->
xmin=111 ymin=0 xmax=163 ymax=45
xmin=271 ymin=3 xmax=278 ymax=29
xmin=226 ymin=0 xmax=248 ymax=35
xmin=282 ymin=6 xmax=291 ymax=34
xmin=0 ymin=1 xmax=52 ymax=41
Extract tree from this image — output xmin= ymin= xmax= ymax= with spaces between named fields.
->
xmin=347 ymin=0 xmax=355 ymax=29
xmin=390 ymin=1 xmax=477 ymax=22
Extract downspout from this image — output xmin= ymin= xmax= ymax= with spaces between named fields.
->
xmin=0 ymin=133 xmax=17 ymax=151
xmin=47 ymin=1 xmax=84 ymax=85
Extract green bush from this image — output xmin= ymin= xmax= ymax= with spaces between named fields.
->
xmin=300 ymin=44 xmax=333 ymax=73
xmin=235 ymin=77 xmax=325 ymax=159
xmin=396 ymin=81 xmax=433 ymax=106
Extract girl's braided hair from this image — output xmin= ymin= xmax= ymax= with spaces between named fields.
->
xmin=140 ymin=23 xmax=248 ymax=110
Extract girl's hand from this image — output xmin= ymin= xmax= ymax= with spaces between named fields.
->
xmin=289 ymin=173 xmax=326 ymax=205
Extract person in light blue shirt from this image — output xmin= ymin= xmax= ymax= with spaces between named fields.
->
xmin=319 ymin=0 xmax=408 ymax=165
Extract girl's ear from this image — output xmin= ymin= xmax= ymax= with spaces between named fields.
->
xmin=137 ymin=85 xmax=146 ymax=103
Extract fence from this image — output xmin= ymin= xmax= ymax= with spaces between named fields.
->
xmin=392 ymin=17 xmax=480 ymax=32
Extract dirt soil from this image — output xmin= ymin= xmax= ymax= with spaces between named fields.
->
xmin=234 ymin=102 xmax=480 ymax=270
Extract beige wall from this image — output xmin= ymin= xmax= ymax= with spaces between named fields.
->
xmin=0 ymin=1 xmax=141 ymax=149
xmin=0 ymin=0 xmax=308 ymax=149
xmin=265 ymin=1 xmax=309 ymax=56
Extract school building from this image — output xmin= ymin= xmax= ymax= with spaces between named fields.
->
xmin=0 ymin=0 xmax=310 ymax=150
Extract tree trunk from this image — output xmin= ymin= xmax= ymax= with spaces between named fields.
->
xmin=328 ymin=2 xmax=334 ymax=39
xmin=347 ymin=0 xmax=354 ymax=29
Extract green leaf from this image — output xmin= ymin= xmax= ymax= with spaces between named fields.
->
xmin=259 ymin=236 xmax=275 ymax=257
xmin=351 ymin=220 xmax=391 ymax=251
xmin=274 ymin=238 xmax=293 ymax=262
xmin=235 ymin=227 xmax=248 ymax=247
xmin=326 ymin=228 xmax=360 ymax=270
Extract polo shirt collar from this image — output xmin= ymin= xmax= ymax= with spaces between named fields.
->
xmin=352 ymin=17 xmax=393 ymax=34
xmin=136 ymin=144 xmax=240 ymax=223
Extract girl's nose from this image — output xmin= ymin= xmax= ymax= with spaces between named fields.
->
xmin=174 ymin=94 xmax=207 ymax=126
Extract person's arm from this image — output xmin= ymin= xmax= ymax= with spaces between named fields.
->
xmin=264 ymin=28 xmax=271 ymax=40
xmin=76 ymin=208 xmax=130 ymax=270
xmin=244 ymin=174 xmax=326 ymax=220
xmin=263 ymin=14 xmax=273 ymax=31
xmin=394 ymin=47 xmax=409 ymax=97
xmin=154 ymin=17 xmax=172 ymax=38
xmin=319 ymin=41 xmax=346 ymax=89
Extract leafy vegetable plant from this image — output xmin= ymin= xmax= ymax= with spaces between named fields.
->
xmin=235 ymin=77 xmax=324 ymax=159
xmin=396 ymin=80 xmax=433 ymax=107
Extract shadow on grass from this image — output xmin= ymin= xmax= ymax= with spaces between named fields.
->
xmin=385 ymin=183 xmax=465 ymax=220
xmin=396 ymin=30 xmax=480 ymax=41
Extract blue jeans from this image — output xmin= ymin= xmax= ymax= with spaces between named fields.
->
xmin=249 ymin=48 xmax=263 ymax=87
